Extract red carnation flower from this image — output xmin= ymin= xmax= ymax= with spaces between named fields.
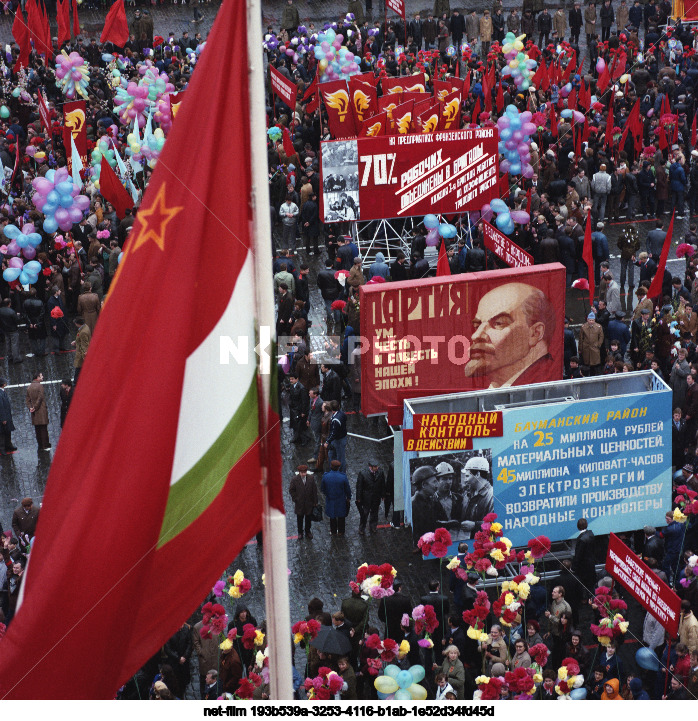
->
xmin=364 ymin=633 xmax=382 ymax=650
xmin=235 ymin=678 xmax=255 ymax=699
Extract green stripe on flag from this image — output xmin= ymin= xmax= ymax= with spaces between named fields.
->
xmin=157 ymin=377 xmax=259 ymax=548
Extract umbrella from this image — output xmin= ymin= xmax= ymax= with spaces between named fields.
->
xmin=309 ymin=626 xmax=352 ymax=656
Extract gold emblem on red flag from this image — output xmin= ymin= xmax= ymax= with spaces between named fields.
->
xmin=353 ymin=89 xmax=371 ymax=122
xmin=324 ymin=89 xmax=350 ymax=120
xmin=129 ymin=184 xmax=184 ymax=254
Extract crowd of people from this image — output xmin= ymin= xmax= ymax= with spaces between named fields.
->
xmin=3 ymin=0 xmax=698 ymax=701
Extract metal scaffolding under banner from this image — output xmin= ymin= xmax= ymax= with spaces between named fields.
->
xmin=351 ymin=215 xmax=473 ymax=268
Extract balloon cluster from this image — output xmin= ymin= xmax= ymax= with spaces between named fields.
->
xmin=313 ymin=27 xmax=360 ymax=82
xmin=139 ymin=128 xmax=166 ymax=167
xmin=138 ymin=64 xmax=175 ymax=104
xmin=479 ymin=199 xmax=530 ymax=235
xmin=55 ymin=51 xmax=90 ymax=100
xmin=1 ymin=223 xmax=42 ymax=260
xmin=154 ymin=93 xmax=175 ymax=135
xmin=267 ymin=127 xmax=282 ymax=143
xmin=424 ymin=214 xmax=456 ymax=246
xmin=90 ymin=137 xmax=117 ymax=188
xmin=497 ymin=104 xmax=537 ymax=177
xmin=32 ymin=167 xmax=90 ymax=233
xmin=374 ymin=665 xmax=427 ymax=701
xmin=113 ymin=82 xmax=150 ymax=128
xmin=2 ymin=258 xmax=41 ymax=285
xmin=500 ymin=33 xmax=536 ymax=93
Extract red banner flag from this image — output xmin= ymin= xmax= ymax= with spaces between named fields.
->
xmin=359 ymin=111 xmax=387 ymax=137
xmin=692 ymin=113 xmax=697 ymax=148
xmin=378 ymin=92 xmax=401 ymax=115
xmin=349 ymin=77 xmax=378 ymax=127
xmin=389 ymin=99 xmax=414 ymax=135
xmin=605 ymin=98 xmax=614 ymax=149
xmin=381 ymin=75 xmax=427 ymax=95
xmin=439 ymin=89 xmax=461 ymax=131
xmin=269 ymin=63 xmax=297 ymax=112
xmin=40 ymin=0 xmax=52 ymax=57
xmin=37 ymin=91 xmax=51 ymax=135
xmin=416 ymin=103 xmax=440 ymax=133
xmin=472 ymin=96 xmax=481 ymax=124
xmin=57 ymin=0 xmax=70 ymax=46
xmin=282 ymin=126 xmax=295 ymax=159
xmin=657 ymin=124 xmax=668 ymax=150
xmin=550 ymin=102 xmax=557 ymax=138
xmin=583 ymin=210 xmax=594 ymax=304
xmin=437 ymin=238 xmax=451 ymax=276
xmin=320 ymin=79 xmax=357 ymax=138
xmin=462 ymin=71 xmax=471 ymax=98
xmin=98 ymin=155 xmax=133 ymax=218
xmin=12 ymin=9 xmax=30 ymax=72
xmin=71 ymin=0 xmax=80 ymax=37
xmin=648 ymin=211 xmax=675 ymax=300
xmin=597 ymin=63 xmax=610 ymax=95
xmin=100 ymin=0 xmax=129 ymax=46
xmin=0 ymin=0 xmax=281 ymax=698
xmin=62 ymin=100 xmax=87 ymax=174
xmin=385 ymin=0 xmax=405 ymax=21
xmin=567 ymin=88 xmax=576 ymax=112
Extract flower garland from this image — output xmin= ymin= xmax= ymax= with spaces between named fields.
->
xmin=554 ymin=658 xmax=584 ymax=699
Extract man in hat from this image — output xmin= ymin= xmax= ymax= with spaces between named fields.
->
xmin=607 ymin=310 xmax=631 ymax=356
xmin=356 ymin=460 xmax=385 ymax=534
xmin=26 ymin=371 xmax=50 ymax=451
xmin=321 ymin=459 xmax=351 ymax=536
xmin=410 ymin=465 xmax=442 ymax=542
xmin=579 ymin=312 xmax=604 ymax=375
xmin=71 ymin=316 xmax=91 ymax=386
xmin=444 ymin=456 xmax=493 ymax=537
xmin=289 ymin=464 xmax=318 ymax=540
xmin=11 ymin=497 xmax=39 ymax=542
xmin=643 ymin=525 xmax=664 ymax=565
xmin=605 ymin=270 xmax=621 ymax=316
xmin=0 ymin=377 xmax=16 ymax=455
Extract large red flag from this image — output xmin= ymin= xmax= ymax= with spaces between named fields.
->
xmin=597 ymin=63 xmax=610 ymax=95
xmin=56 ymin=0 xmax=70 ymax=46
xmin=462 ymin=71 xmax=471 ymax=98
xmin=437 ymin=238 xmax=451 ymax=277
xmin=385 ymin=0 xmax=405 ymax=22
xmin=12 ymin=9 xmax=30 ymax=71
xmin=0 ymin=0 xmax=282 ymax=698
xmin=605 ymin=98 xmax=614 ymax=149
xmin=26 ymin=0 xmax=46 ymax=55
xmin=550 ymin=102 xmax=557 ymax=138
xmin=282 ymin=126 xmax=295 ymax=158
xmin=648 ymin=212 xmax=675 ymax=300
xmin=320 ymin=79 xmax=357 ymax=138
xmin=100 ymin=0 xmax=129 ymax=46
xmin=71 ymin=0 xmax=80 ymax=37
xmin=41 ymin=2 xmax=52 ymax=57
xmin=583 ymin=210 xmax=594 ymax=304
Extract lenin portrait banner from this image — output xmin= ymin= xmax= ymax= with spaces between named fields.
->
xmin=320 ymin=128 xmax=499 ymax=223
xmin=359 ymin=264 xmax=566 ymax=416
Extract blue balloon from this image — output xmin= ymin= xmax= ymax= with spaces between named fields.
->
xmin=43 ymin=202 xmax=58 ymax=214
xmin=635 ymin=647 xmax=660 ymax=671
xmin=424 ymin=214 xmax=439 ymax=229
xmin=118 ymin=251 xmax=123 ymax=265
xmin=500 ymin=127 xmax=512 ymax=141
xmin=26 ymin=233 xmax=42 ymax=248
xmin=570 ymin=688 xmax=587 ymax=700
xmin=24 ymin=261 xmax=41 ymax=274
xmin=18 ymin=270 xmax=30 ymax=285
xmin=510 ymin=162 xmax=522 ymax=175
xmin=15 ymin=235 xmax=28 ymax=248
xmin=383 ymin=665 xmax=400 ymax=679
xmin=3 ymin=224 xmax=19 ymax=239
xmin=446 ymin=224 xmax=457 ymax=239
xmin=490 ymin=198 xmax=508 ymax=213
xmin=502 ymin=218 xmax=515 ymax=234
xmin=47 ymin=190 xmax=60 ymax=205
xmin=45 ymin=169 xmax=55 ymax=182
xmin=409 ymin=665 xmax=426 ymax=683
xmin=43 ymin=216 xmax=58 ymax=234
xmin=59 ymin=194 xmax=74 ymax=208
xmin=509 ymin=117 xmax=521 ymax=130
xmin=438 ymin=223 xmax=450 ymax=238
xmin=56 ymin=181 xmax=74 ymax=195
xmin=496 ymin=211 xmax=511 ymax=230
xmin=394 ymin=689 xmax=412 ymax=700
xmin=396 ymin=670 xmax=413 ymax=689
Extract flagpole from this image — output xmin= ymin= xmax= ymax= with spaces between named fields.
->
xmin=247 ymin=0 xmax=293 ymax=700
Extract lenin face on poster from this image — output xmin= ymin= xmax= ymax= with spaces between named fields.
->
xmin=360 ymin=265 xmax=566 ymax=416
xmin=409 ymin=451 xmax=493 ymax=546
xmin=321 ymin=140 xmax=361 ymax=222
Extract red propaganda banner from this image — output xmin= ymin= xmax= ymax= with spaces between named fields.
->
xmin=378 ymin=93 xmax=402 ymax=115
xmin=356 ymin=71 xmax=379 ymax=87
xmin=386 ymin=0 xmax=405 ymax=20
xmin=381 ymin=75 xmax=427 ymax=95
xmin=606 ymin=533 xmax=681 ymax=635
xmin=358 ymin=264 xmax=566 ymax=414
xmin=37 ymin=92 xmax=51 ymax=136
xmin=359 ymin=112 xmax=387 ymax=137
xmin=439 ymin=89 xmax=462 ymax=131
xmin=321 ymin=128 xmax=498 ymax=222
xmin=320 ymin=79 xmax=357 ymax=139
xmin=269 ymin=64 xmax=297 ymax=111
xmin=349 ymin=78 xmax=378 ymax=127
xmin=389 ymin=99 xmax=414 ymax=135
xmin=481 ymin=219 xmax=533 ymax=267
xmin=403 ymin=411 xmax=503 ymax=452
xmin=416 ymin=104 xmax=440 ymax=133
xmin=62 ymin=100 xmax=87 ymax=174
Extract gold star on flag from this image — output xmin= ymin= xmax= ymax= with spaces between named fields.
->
xmin=129 ymin=184 xmax=184 ymax=254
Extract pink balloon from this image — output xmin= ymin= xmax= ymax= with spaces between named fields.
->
xmin=8 ymin=257 xmax=23 ymax=268
xmin=22 ymin=222 xmax=35 ymax=234
xmin=68 ymin=207 xmax=83 ymax=223
xmin=33 ymin=178 xmax=53 ymax=194
xmin=6 ymin=240 xmax=20 ymax=255
xmin=22 ymin=246 xmax=36 ymax=259
xmin=54 ymin=208 xmax=70 ymax=226
xmin=74 ymin=195 xmax=90 ymax=211
xmin=596 ymin=57 xmax=606 ymax=73
xmin=54 ymin=167 xmax=70 ymax=184
xmin=425 ymin=228 xmax=440 ymax=246
xmin=510 ymin=210 xmax=531 ymax=224
xmin=481 ymin=204 xmax=493 ymax=223
xmin=26 ymin=145 xmax=36 ymax=157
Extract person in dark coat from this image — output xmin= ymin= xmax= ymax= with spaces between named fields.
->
xmin=0 ymin=378 xmax=16 ymax=455
xmin=227 ymin=604 xmax=258 ymax=672
xmin=572 ymin=518 xmax=596 ymax=598
xmin=377 ymin=580 xmax=412 ymax=641
xmin=163 ymin=622 xmax=193 ymax=699
xmin=276 ymin=283 xmax=295 ymax=338
xmin=321 ymin=459 xmax=352 ymax=536
xmin=355 ymin=460 xmax=385 ymax=534
xmin=287 ymin=372 xmax=310 ymax=445
xmin=11 ymin=498 xmax=39 ymax=541
xmin=289 ymin=464 xmax=318 ymax=539
xmin=300 ymin=192 xmax=320 ymax=254
xmin=420 ymin=579 xmax=450 ymax=666
xmin=23 ymin=289 xmax=47 ymax=356
xmin=320 ymin=364 xmax=342 ymax=406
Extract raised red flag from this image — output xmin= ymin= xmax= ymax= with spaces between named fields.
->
xmin=692 ymin=113 xmax=697 ymax=148
xmin=605 ymin=98 xmax=614 ymax=149
xmin=657 ymin=124 xmax=668 ymax=150
xmin=385 ymin=0 xmax=405 ymax=21
xmin=416 ymin=103 xmax=440 ymax=133
xmin=56 ymin=0 xmax=70 ymax=46
xmin=71 ymin=0 xmax=80 ymax=37
xmin=41 ymin=1 xmax=52 ymax=57
xmin=389 ymin=99 xmax=414 ymax=135
xmin=37 ymin=91 xmax=51 ymax=135
xmin=462 ymin=71 xmax=471 ymax=98
xmin=550 ymin=102 xmax=557 ymax=138
xmin=98 ymin=155 xmax=133 ymax=219
xmin=648 ymin=211 xmax=674 ymax=300
xmin=597 ymin=63 xmax=610 ymax=95
xmin=0 ymin=0 xmax=281 ymax=699
xmin=12 ymin=9 xmax=30 ymax=72
xmin=359 ymin=111 xmax=387 ymax=137
xmin=282 ymin=126 xmax=295 ymax=158
xmin=582 ymin=210 xmax=594 ymax=304
xmin=349 ymin=77 xmax=378 ymax=127
xmin=320 ymin=79 xmax=356 ymax=138
xmin=269 ymin=63 xmax=297 ymax=112
xmin=436 ymin=238 xmax=451 ymax=277
xmin=482 ymin=68 xmax=492 ymax=112
xmin=439 ymin=89 xmax=461 ymax=131
xmin=100 ymin=0 xmax=129 ymax=46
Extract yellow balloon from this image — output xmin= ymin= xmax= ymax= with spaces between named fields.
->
xmin=131 ymin=144 xmax=140 ymax=154
xmin=502 ymin=43 xmax=513 ymax=53
xmin=409 ymin=684 xmax=428 ymax=701
xmin=374 ymin=676 xmax=399 ymax=694
xmin=509 ymin=60 xmax=519 ymax=68
xmin=514 ymin=40 xmax=524 ymax=51
xmin=619 ymin=74 xmax=629 ymax=84
xmin=319 ymin=59 xmax=328 ymax=70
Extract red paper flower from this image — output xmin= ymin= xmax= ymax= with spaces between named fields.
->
xmin=527 ymin=535 xmax=551 ymax=559
xmin=529 ymin=643 xmax=549 ymax=667
xmin=364 ymin=633 xmax=382 ymax=650
xmin=235 ymin=678 xmax=255 ymax=699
